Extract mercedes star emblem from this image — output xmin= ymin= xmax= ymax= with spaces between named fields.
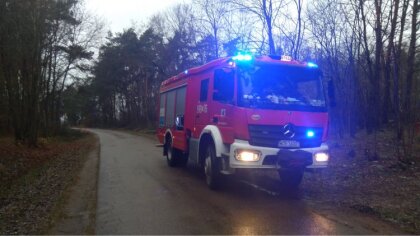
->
xmin=282 ymin=123 xmax=295 ymax=138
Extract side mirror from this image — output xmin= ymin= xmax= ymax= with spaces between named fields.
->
xmin=328 ymin=80 xmax=336 ymax=107
xmin=212 ymin=89 xmax=222 ymax=101
xmin=175 ymin=115 xmax=184 ymax=130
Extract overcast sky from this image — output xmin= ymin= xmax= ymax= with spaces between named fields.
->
xmin=85 ymin=0 xmax=188 ymax=33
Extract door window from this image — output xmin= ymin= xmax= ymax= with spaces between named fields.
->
xmin=200 ymin=79 xmax=209 ymax=102
xmin=213 ymin=69 xmax=234 ymax=102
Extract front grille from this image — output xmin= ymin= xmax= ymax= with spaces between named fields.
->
xmin=248 ymin=125 xmax=322 ymax=148
xmin=262 ymin=150 xmax=313 ymax=167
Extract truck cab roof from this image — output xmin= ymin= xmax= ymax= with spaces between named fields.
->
xmin=160 ymin=55 xmax=318 ymax=92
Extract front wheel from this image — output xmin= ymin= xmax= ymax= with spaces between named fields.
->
xmin=278 ymin=168 xmax=304 ymax=188
xmin=204 ymin=144 xmax=221 ymax=190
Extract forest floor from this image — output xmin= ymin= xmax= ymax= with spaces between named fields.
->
xmin=0 ymin=129 xmax=97 ymax=234
xmin=302 ymin=129 xmax=420 ymax=234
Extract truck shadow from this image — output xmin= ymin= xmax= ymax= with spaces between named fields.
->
xmin=228 ymin=170 xmax=305 ymax=200
xmin=180 ymin=163 xmax=305 ymax=201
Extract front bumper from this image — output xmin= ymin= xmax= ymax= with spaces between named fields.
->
xmin=229 ymin=139 xmax=328 ymax=169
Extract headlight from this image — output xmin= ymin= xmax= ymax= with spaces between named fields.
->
xmin=314 ymin=152 xmax=329 ymax=162
xmin=235 ymin=150 xmax=261 ymax=162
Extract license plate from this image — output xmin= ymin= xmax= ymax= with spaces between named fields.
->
xmin=278 ymin=140 xmax=300 ymax=148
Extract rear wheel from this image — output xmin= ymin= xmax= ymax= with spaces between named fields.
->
xmin=204 ymin=144 xmax=221 ymax=190
xmin=165 ymin=138 xmax=179 ymax=167
xmin=278 ymin=168 xmax=304 ymax=188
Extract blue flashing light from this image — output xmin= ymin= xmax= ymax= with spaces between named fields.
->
xmin=307 ymin=62 xmax=318 ymax=68
xmin=184 ymin=70 xmax=188 ymax=74
xmin=232 ymin=53 xmax=253 ymax=61
xmin=306 ymin=130 xmax=315 ymax=138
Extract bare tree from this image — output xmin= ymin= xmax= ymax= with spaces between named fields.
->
xmin=277 ymin=0 xmax=305 ymax=58
xmin=0 ymin=0 xmax=104 ymax=145
xmin=193 ymin=0 xmax=231 ymax=58
xmin=399 ymin=0 xmax=419 ymax=160
xmin=0 ymin=0 xmax=57 ymax=145
xmin=231 ymin=0 xmax=287 ymax=54
xmin=38 ymin=1 xmax=104 ymax=135
xmin=382 ymin=0 xmax=400 ymax=123
xmin=307 ymin=0 xmax=358 ymax=137
xmin=223 ymin=9 xmax=261 ymax=53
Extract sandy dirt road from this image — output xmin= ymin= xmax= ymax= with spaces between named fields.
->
xmin=90 ymin=129 xmax=403 ymax=235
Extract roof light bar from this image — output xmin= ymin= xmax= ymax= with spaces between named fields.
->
xmin=307 ymin=62 xmax=318 ymax=68
xmin=232 ymin=53 xmax=253 ymax=61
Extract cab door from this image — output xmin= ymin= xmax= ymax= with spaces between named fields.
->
xmin=210 ymin=68 xmax=235 ymax=144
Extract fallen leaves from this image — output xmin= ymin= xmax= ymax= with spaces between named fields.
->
xmin=0 ymin=131 xmax=96 ymax=234
xmin=302 ymin=129 xmax=420 ymax=234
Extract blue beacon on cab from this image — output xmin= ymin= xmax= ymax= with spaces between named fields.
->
xmin=306 ymin=130 xmax=315 ymax=138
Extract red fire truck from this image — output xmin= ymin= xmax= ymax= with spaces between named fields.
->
xmin=157 ymin=54 xmax=329 ymax=189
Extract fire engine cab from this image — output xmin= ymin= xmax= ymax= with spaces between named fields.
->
xmin=157 ymin=54 xmax=329 ymax=189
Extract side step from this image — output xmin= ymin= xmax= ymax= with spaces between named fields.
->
xmin=155 ymin=144 xmax=164 ymax=147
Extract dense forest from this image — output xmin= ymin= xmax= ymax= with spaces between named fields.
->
xmin=0 ymin=0 xmax=418 ymax=159
xmin=0 ymin=0 xmax=102 ymax=145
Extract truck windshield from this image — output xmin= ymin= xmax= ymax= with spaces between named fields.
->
xmin=237 ymin=64 xmax=326 ymax=112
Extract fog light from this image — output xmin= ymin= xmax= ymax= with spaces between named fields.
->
xmin=315 ymin=152 xmax=329 ymax=162
xmin=235 ymin=150 xmax=261 ymax=162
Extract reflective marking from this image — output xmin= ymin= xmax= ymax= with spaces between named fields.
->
xmin=197 ymin=104 xmax=208 ymax=113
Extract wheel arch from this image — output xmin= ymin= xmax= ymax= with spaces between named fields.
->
xmin=163 ymin=129 xmax=173 ymax=155
xmin=198 ymin=125 xmax=228 ymax=165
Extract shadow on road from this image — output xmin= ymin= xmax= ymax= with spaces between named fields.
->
xmin=177 ymin=162 xmax=304 ymax=201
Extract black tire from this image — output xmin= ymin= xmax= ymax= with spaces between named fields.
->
xmin=203 ymin=144 xmax=221 ymax=190
xmin=178 ymin=152 xmax=188 ymax=167
xmin=165 ymin=139 xmax=179 ymax=167
xmin=278 ymin=168 xmax=304 ymax=188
